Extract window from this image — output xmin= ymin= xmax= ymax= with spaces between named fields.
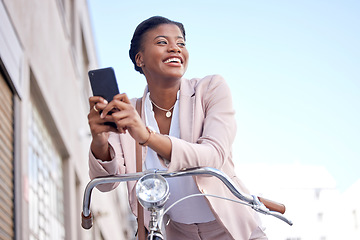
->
xmin=28 ymin=100 xmax=65 ymax=240
xmin=56 ymin=0 xmax=76 ymax=46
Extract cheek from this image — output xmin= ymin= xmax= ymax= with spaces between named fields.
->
xmin=183 ymin=50 xmax=189 ymax=66
xmin=183 ymin=48 xmax=189 ymax=58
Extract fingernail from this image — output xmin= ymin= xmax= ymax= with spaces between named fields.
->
xmin=103 ymin=99 xmax=108 ymax=104
xmin=100 ymin=113 xmax=104 ymax=118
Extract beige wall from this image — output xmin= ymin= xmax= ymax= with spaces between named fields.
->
xmin=0 ymin=0 xmax=134 ymax=239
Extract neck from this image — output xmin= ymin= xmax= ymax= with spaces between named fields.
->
xmin=147 ymin=79 xmax=180 ymax=109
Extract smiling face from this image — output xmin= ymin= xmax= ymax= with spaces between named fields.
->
xmin=135 ymin=24 xmax=189 ymax=82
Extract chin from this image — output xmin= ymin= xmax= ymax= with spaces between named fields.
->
xmin=166 ymin=73 xmax=184 ymax=80
xmin=165 ymin=69 xmax=186 ymax=79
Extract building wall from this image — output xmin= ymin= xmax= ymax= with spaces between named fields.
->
xmin=0 ymin=0 xmax=133 ymax=239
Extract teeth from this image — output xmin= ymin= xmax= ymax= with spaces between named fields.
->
xmin=164 ymin=58 xmax=181 ymax=63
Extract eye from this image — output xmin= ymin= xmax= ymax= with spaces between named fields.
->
xmin=157 ymin=40 xmax=167 ymax=45
xmin=177 ymin=42 xmax=186 ymax=47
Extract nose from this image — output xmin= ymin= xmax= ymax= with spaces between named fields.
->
xmin=168 ymin=43 xmax=181 ymax=53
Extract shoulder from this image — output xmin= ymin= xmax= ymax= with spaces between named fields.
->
xmin=184 ymin=74 xmax=226 ymax=88
xmin=181 ymin=74 xmax=229 ymax=96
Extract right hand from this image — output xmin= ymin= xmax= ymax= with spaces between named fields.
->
xmin=88 ymin=96 xmax=115 ymax=160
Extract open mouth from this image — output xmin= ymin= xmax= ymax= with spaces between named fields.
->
xmin=164 ymin=57 xmax=182 ymax=64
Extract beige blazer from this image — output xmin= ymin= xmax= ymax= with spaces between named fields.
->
xmin=89 ymin=75 xmax=265 ymax=239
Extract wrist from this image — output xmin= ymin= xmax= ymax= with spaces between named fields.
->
xmin=139 ymin=126 xmax=155 ymax=146
xmin=92 ymin=132 xmax=109 ymax=145
xmin=91 ymin=141 xmax=111 ymax=161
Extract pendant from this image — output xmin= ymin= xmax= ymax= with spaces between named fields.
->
xmin=166 ymin=111 xmax=172 ymax=118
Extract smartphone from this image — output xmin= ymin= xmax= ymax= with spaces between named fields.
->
xmin=88 ymin=67 xmax=120 ymax=102
xmin=88 ymin=67 xmax=120 ymax=128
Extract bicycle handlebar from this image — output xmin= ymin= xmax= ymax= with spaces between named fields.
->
xmin=81 ymin=167 xmax=292 ymax=229
xmin=257 ymin=196 xmax=285 ymax=214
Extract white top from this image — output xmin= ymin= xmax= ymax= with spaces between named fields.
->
xmin=144 ymin=92 xmax=216 ymax=224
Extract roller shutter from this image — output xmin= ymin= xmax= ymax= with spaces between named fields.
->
xmin=0 ymin=72 xmax=14 ymax=239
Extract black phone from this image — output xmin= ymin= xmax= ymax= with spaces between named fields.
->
xmin=88 ymin=67 xmax=120 ymax=128
xmin=88 ymin=67 xmax=120 ymax=102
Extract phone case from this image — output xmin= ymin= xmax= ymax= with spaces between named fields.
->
xmin=88 ymin=67 xmax=120 ymax=102
xmin=88 ymin=67 xmax=120 ymax=128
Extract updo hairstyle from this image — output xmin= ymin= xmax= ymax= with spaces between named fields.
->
xmin=129 ymin=16 xmax=186 ymax=74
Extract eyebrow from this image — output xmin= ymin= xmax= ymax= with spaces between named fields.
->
xmin=154 ymin=35 xmax=184 ymax=40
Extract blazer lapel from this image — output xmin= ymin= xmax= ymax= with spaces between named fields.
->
xmin=179 ymin=78 xmax=195 ymax=142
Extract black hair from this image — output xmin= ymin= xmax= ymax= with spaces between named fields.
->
xmin=129 ymin=16 xmax=186 ymax=74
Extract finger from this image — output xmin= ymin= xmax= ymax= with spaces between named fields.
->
xmin=113 ymin=127 xmax=127 ymax=134
xmin=106 ymin=107 xmax=132 ymax=120
xmin=89 ymin=122 xmax=112 ymax=135
xmin=93 ymin=104 xmax=100 ymax=113
xmin=88 ymin=112 xmax=113 ymax=128
xmin=89 ymin=103 xmax=105 ymax=116
xmin=110 ymin=111 xmax=142 ymax=131
xmin=98 ymin=117 xmax=125 ymax=134
xmin=89 ymin=116 xmax=121 ymax=135
xmin=94 ymin=102 xmax=108 ymax=112
xmin=89 ymin=96 xmax=108 ymax=108
xmin=88 ymin=114 xmax=103 ymax=128
xmin=100 ymin=99 xmax=129 ymax=118
xmin=111 ymin=116 xmax=148 ymax=143
xmin=100 ymin=102 xmax=114 ymax=118
xmin=113 ymin=93 xmax=130 ymax=104
xmin=106 ymin=124 xmax=122 ymax=133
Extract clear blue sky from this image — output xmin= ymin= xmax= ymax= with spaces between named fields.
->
xmin=88 ymin=0 xmax=360 ymax=191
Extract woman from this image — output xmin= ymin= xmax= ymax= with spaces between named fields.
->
xmin=88 ymin=16 xmax=266 ymax=239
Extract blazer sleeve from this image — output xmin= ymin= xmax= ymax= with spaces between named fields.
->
xmin=167 ymin=75 xmax=237 ymax=172
xmin=88 ymin=132 xmax=125 ymax=191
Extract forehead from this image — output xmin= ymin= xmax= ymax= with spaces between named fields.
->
xmin=144 ymin=24 xmax=184 ymax=40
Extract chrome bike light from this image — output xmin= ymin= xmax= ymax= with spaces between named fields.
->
xmin=136 ymin=173 xmax=170 ymax=210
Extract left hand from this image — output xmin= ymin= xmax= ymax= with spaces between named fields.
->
xmin=101 ymin=93 xmax=150 ymax=143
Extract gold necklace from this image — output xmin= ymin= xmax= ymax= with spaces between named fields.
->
xmin=150 ymin=98 xmax=176 ymax=118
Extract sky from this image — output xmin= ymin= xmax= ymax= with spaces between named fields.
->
xmin=87 ymin=0 xmax=359 ymax=192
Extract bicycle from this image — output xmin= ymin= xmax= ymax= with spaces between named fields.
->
xmin=81 ymin=167 xmax=293 ymax=239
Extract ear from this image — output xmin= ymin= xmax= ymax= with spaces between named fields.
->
xmin=135 ymin=52 xmax=144 ymax=67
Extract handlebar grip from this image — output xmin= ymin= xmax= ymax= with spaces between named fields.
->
xmin=257 ymin=196 xmax=286 ymax=214
xmin=81 ymin=212 xmax=93 ymax=229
